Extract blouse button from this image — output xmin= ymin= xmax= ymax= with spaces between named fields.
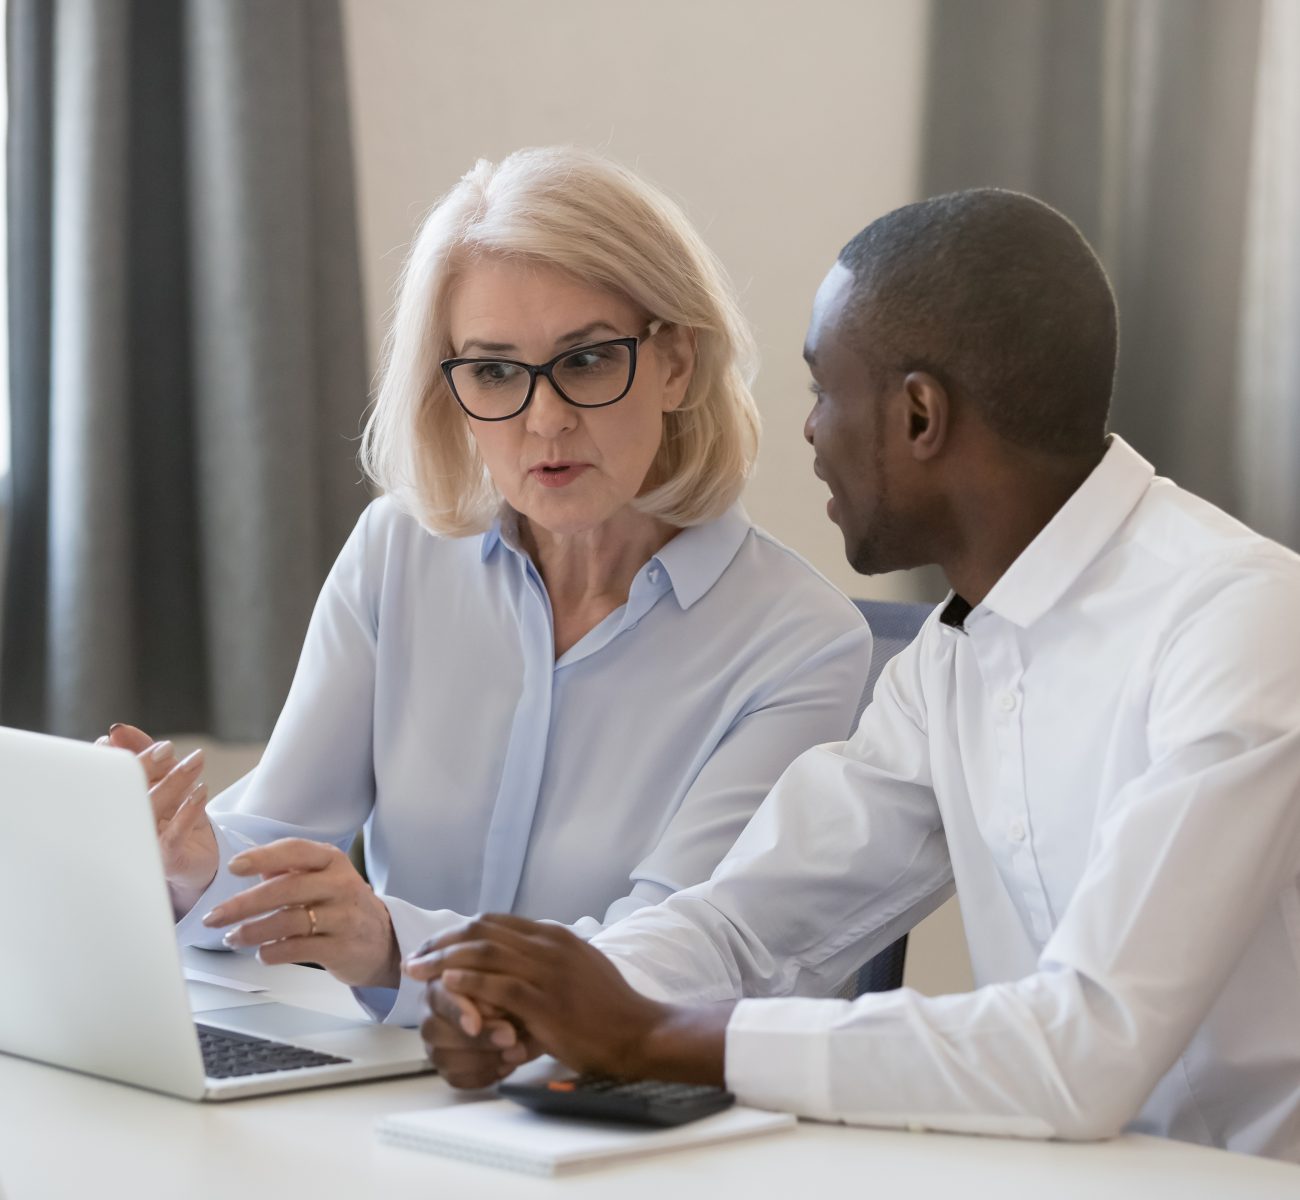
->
xmin=1008 ymin=819 xmax=1027 ymax=843
xmin=996 ymin=690 xmax=1018 ymax=713
xmin=647 ymin=566 xmax=662 ymax=584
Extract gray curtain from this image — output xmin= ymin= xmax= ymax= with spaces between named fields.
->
xmin=922 ymin=0 xmax=1299 ymax=545
xmin=3 ymin=0 xmax=369 ymax=740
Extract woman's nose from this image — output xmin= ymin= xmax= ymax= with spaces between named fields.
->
xmin=525 ymin=376 xmax=578 ymax=437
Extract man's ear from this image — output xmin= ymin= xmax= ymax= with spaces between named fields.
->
xmin=658 ymin=324 xmax=697 ymax=413
xmin=902 ymin=371 xmax=949 ymax=461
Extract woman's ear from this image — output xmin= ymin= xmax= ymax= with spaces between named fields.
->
xmin=658 ymin=324 xmax=697 ymax=413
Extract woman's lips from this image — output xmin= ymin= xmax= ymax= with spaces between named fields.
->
xmin=530 ymin=463 xmax=591 ymax=489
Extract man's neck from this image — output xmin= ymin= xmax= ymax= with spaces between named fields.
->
xmin=939 ymin=442 xmax=1107 ymax=607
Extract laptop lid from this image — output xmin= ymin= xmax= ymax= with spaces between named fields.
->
xmin=0 ymin=727 xmax=207 ymax=1099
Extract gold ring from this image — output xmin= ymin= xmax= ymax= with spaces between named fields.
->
xmin=305 ymin=906 xmax=319 ymax=937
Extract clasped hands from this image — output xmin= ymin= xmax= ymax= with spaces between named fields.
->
xmin=403 ymin=915 xmax=731 ymax=1090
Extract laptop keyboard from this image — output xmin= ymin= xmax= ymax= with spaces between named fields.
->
xmin=196 ymin=1022 xmax=352 ymax=1079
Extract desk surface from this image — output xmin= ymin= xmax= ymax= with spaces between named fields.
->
xmin=2 ymin=949 xmax=1297 ymax=1200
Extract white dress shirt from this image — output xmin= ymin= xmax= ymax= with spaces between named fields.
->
xmin=595 ymin=436 xmax=1300 ymax=1161
xmin=175 ymin=497 xmax=871 ymax=1026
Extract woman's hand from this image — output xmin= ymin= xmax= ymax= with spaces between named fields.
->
xmin=102 ymin=724 xmax=216 ymax=916
xmin=200 ymin=839 xmax=401 ymax=989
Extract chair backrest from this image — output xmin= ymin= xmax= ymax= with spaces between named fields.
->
xmin=854 ymin=599 xmax=934 ymax=720
xmin=848 ymin=598 xmax=934 ymax=994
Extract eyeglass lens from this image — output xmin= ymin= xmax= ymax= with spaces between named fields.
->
xmin=449 ymin=341 xmax=634 ymax=419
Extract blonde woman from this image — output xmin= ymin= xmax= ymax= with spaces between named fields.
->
xmin=108 ymin=147 xmax=871 ymax=1027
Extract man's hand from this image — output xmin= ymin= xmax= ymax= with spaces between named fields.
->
xmin=403 ymin=914 xmax=733 ymax=1086
xmin=418 ymin=979 xmax=540 ymax=1088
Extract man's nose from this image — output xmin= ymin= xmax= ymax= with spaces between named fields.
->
xmin=803 ymin=404 xmax=817 ymax=445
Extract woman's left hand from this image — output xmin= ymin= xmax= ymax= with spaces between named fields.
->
xmin=201 ymin=839 xmax=400 ymax=989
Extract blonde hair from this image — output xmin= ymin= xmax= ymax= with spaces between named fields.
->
xmin=360 ymin=146 xmax=760 ymax=536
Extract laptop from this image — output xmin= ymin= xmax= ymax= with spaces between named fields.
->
xmin=0 ymin=725 xmax=433 ymax=1100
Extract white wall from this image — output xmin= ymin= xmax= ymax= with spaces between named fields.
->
xmin=338 ymin=0 xmax=973 ymax=997
xmin=342 ymin=0 xmax=932 ymax=601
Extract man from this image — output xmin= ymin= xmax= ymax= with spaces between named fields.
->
xmin=406 ymin=190 xmax=1300 ymax=1160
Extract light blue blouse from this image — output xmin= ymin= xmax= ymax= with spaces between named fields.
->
xmin=176 ymin=497 xmax=871 ymax=1025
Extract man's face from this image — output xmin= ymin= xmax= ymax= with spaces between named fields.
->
xmin=803 ymin=264 xmax=909 ymax=576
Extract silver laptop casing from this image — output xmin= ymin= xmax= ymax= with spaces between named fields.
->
xmin=0 ymin=726 xmax=430 ymax=1100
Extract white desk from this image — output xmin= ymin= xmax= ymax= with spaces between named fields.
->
xmin=1 ymin=949 xmax=1297 ymax=1200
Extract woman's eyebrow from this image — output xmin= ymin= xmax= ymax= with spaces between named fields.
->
xmin=457 ymin=321 xmax=621 ymax=357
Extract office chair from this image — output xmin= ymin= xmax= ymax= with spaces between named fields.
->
xmin=848 ymin=598 xmax=934 ymax=994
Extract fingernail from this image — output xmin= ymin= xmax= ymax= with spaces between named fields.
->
xmin=460 ymin=1014 xmax=475 ymax=1035
xmin=503 ymin=1045 xmax=529 ymax=1064
xmin=179 ymin=748 xmax=204 ymax=770
xmin=489 ymin=1026 xmax=516 ymax=1048
xmin=221 ymin=930 xmax=238 ymax=947
xmin=229 ymin=855 xmax=249 ymax=875
xmin=95 ymin=735 xmax=109 ymax=746
xmin=109 ymin=723 xmax=125 ymax=733
xmin=202 ymin=908 xmax=224 ymax=927
xmin=189 ymin=782 xmax=209 ymax=806
xmin=150 ymin=740 xmax=174 ymax=762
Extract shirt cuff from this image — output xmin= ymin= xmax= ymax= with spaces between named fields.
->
xmin=173 ymin=821 xmax=262 ymax=950
xmin=725 ymin=997 xmax=846 ymax=1119
xmin=350 ymin=894 xmax=464 ymax=1027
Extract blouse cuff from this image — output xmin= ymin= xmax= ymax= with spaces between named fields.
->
xmin=351 ymin=894 xmax=464 ymax=1027
xmin=173 ymin=821 xmax=262 ymax=951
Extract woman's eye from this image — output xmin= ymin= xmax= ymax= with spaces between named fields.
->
xmin=561 ymin=348 xmax=611 ymax=372
xmin=471 ymin=362 xmax=521 ymax=387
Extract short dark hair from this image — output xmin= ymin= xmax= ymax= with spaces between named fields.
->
xmin=837 ymin=189 xmax=1117 ymax=455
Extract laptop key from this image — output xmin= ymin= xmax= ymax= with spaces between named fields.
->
xmin=196 ymin=1022 xmax=352 ymax=1079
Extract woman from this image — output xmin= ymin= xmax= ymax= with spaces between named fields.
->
xmin=107 ymin=147 xmax=871 ymax=1027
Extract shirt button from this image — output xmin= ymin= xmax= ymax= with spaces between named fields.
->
xmin=1008 ymin=819 xmax=1027 ymax=843
xmin=647 ymin=566 xmax=661 ymax=584
xmin=996 ymin=690 xmax=1018 ymax=713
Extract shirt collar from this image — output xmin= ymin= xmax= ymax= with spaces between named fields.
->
xmin=478 ymin=503 xmax=752 ymax=610
xmin=959 ymin=434 xmax=1156 ymax=630
xmin=651 ymin=504 xmax=752 ymax=609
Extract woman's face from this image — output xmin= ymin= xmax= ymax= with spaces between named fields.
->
xmin=445 ymin=257 xmax=692 ymax=538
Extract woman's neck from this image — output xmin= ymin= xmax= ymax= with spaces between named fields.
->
xmin=519 ymin=508 xmax=680 ymax=656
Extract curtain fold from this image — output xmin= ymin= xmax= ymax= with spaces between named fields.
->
xmin=922 ymin=0 xmax=1291 ymax=539
xmin=3 ymin=0 xmax=369 ymax=739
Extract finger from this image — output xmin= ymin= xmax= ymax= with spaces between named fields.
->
xmin=220 ymin=904 xmax=316 ymax=949
xmin=434 ymin=1048 xmax=513 ymax=1091
xmin=406 ymin=919 xmax=542 ymax=973
xmin=159 ymin=782 xmax=211 ymax=847
xmin=229 ymin=838 xmax=338 ymax=878
xmin=255 ymin=936 xmax=321 ymax=967
xmin=107 ymin=724 xmax=154 ymax=754
xmin=409 ymin=938 xmax=542 ymax=988
xmin=202 ymin=870 xmax=328 ymax=928
xmin=421 ymin=1008 xmax=486 ymax=1051
xmin=148 ymin=749 xmax=204 ymax=821
xmin=442 ymin=968 xmax=546 ymax=1022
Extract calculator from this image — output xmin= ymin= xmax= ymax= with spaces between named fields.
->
xmin=499 ymin=1074 xmax=736 ymax=1127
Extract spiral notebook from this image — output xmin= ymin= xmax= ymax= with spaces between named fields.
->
xmin=375 ymin=1098 xmax=796 ymax=1175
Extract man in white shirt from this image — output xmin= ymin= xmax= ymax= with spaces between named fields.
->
xmin=405 ymin=190 xmax=1300 ymax=1161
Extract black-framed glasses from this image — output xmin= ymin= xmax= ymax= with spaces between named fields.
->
xmin=441 ymin=320 xmax=665 ymax=422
